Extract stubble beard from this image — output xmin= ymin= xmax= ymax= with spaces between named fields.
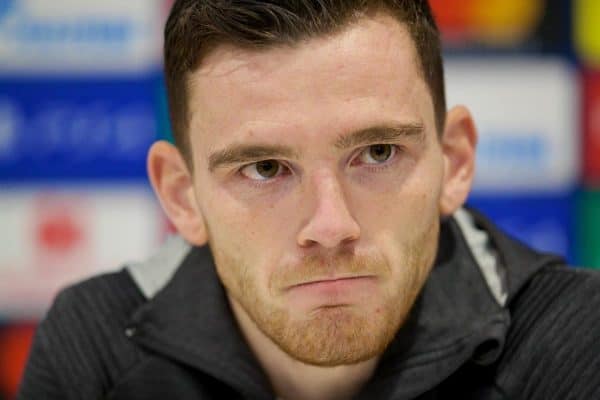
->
xmin=213 ymin=222 xmax=439 ymax=367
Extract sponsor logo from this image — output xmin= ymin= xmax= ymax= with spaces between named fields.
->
xmin=33 ymin=195 xmax=92 ymax=275
xmin=477 ymin=133 xmax=549 ymax=171
xmin=0 ymin=1 xmax=132 ymax=44
xmin=37 ymin=209 xmax=85 ymax=254
xmin=445 ymin=57 xmax=578 ymax=192
xmin=0 ymin=188 xmax=162 ymax=317
xmin=0 ymin=0 xmax=161 ymax=72
xmin=430 ymin=0 xmax=544 ymax=46
xmin=25 ymin=103 xmax=156 ymax=160
xmin=11 ymin=19 xmax=134 ymax=47
xmin=0 ymin=78 xmax=159 ymax=179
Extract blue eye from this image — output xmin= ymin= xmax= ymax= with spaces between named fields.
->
xmin=359 ymin=144 xmax=396 ymax=164
xmin=240 ymin=160 xmax=284 ymax=180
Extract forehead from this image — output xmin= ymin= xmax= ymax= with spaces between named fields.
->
xmin=187 ymin=13 xmax=432 ymax=152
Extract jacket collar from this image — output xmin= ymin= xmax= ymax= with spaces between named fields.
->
xmin=464 ymin=207 xmax=564 ymax=303
xmin=128 ymin=212 xmax=561 ymax=399
xmin=129 ymin=244 xmax=273 ymax=399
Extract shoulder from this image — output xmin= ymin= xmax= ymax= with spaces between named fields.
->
xmin=497 ymin=265 xmax=600 ymax=399
xmin=509 ymin=265 xmax=600 ymax=323
xmin=43 ymin=268 xmax=146 ymax=345
xmin=49 ymin=268 xmax=145 ymax=318
xmin=42 ymin=267 xmax=146 ymax=356
xmin=34 ymin=269 xmax=147 ymax=398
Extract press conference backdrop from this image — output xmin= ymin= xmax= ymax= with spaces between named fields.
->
xmin=0 ymin=0 xmax=599 ymax=398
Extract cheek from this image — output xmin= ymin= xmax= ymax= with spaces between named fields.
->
xmin=206 ymin=174 xmax=297 ymax=232
xmin=397 ymin=154 xmax=445 ymax=224
xmin=201 ymin=193 xmax=289 ymax=296
xmin=356 ymin=175 xmax=440 ymax=241
xmin=356 ymin=161 xmax=442 ymax=277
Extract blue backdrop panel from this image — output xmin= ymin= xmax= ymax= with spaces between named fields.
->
xmin=467 ymin=192 xmax=576 ymax=263
xmin=0 ymin=76 xmax=160 ymax=181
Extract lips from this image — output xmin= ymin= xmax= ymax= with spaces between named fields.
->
xmin=289 ymin=275 xmax=375 ymax=290
xmin=283 ymin=275 xmax=379 ymax=306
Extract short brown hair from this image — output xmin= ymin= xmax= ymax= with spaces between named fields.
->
xmin=164 ymin=0 xmax=446 ymax=163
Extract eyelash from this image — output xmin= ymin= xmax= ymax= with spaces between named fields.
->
xmin=352 ymin=144 xmax=401 ymax=171
xmin=241 ymin=162 xmax=292 ymax=189
xmin=238 ymin=144 xmax=403 ymax=188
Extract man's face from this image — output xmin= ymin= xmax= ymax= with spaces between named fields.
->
xmin=186 ymin=14 xmax=445 ymax=366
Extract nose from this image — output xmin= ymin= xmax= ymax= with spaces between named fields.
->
xmin=296 ymin=171 xmax=361 ymax=249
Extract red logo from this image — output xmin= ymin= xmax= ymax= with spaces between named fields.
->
xmin=33 ymin=195 xmax=91 ymax=273
xmin=37 ymin=211 xmax=83 ymax=254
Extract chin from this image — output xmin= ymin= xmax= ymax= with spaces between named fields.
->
xmin=265 ymin=300 xmax=403 ymax=367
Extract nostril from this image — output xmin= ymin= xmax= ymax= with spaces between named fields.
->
xmin=296 ymin=176 xmax=360 ymax=248
xmin=298 ymin=237 xmax=319 ymax=248
xmin=297 ymin=219 xmax=360 ymax=249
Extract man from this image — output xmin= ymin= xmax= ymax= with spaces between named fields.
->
xmin=18 ymin=1 xmax=600 ymax=399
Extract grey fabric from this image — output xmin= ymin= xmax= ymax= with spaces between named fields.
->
xmin=126 ymin=235 xmax=191 ymax=299
xmin=454 ymin=208 xmax=507 ymax=306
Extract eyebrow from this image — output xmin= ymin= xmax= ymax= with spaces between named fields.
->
xmin=333 ymin=123 xmax=425 ymax=150
xmin=207 ymin=123 xmax=424 ymax=172
xmin=208 ymin=144 xmax=299 ymax=172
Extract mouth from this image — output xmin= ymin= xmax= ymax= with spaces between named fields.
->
xmin=284 ymin=275 xmax=378 ymax=302
xmin=289 ymin=275 xmax=375 ymax=290
xmin=280 ymin=273 xmax=380 ymax=309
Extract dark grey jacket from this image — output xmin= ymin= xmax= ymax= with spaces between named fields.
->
xmin=17 ymin=209 xmax=600 ymax=399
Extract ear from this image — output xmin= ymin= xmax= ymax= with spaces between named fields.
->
xmin=147 ymin=141 xmax=208 ymax=246
xmin=439 ymin=105 xmax=478 ymax=217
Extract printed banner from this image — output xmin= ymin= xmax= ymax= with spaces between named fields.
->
xmin=577 ymin=190 xmax=600 ymax=268
xmin=0 ymin=186 xmax=166 ymax=318
xmin=582 ymin=70 xmax=600 ymax=184
xmin=445 ymin=57 xmax=578 ymax=194
xmin=0 ymin=77 xmax=159 ymax=180
xmin=467 ymin=192 xmax=575 ymax=263
xmin=0 ymin=0 xmax=163 ymax=74
xmin=575 ymin=0 xmax=600 ymax=67
xmin=430 ymin=0 xmax=544 ymax=48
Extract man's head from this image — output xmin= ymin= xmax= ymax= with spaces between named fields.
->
xmin=149 ymin=0 xmax=477 ymax=367
xmin=163 ymin=0 xmax=447 ymax=165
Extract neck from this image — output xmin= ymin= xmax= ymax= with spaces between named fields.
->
xmin=229 ymin=298 xmax=379 ymax=400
